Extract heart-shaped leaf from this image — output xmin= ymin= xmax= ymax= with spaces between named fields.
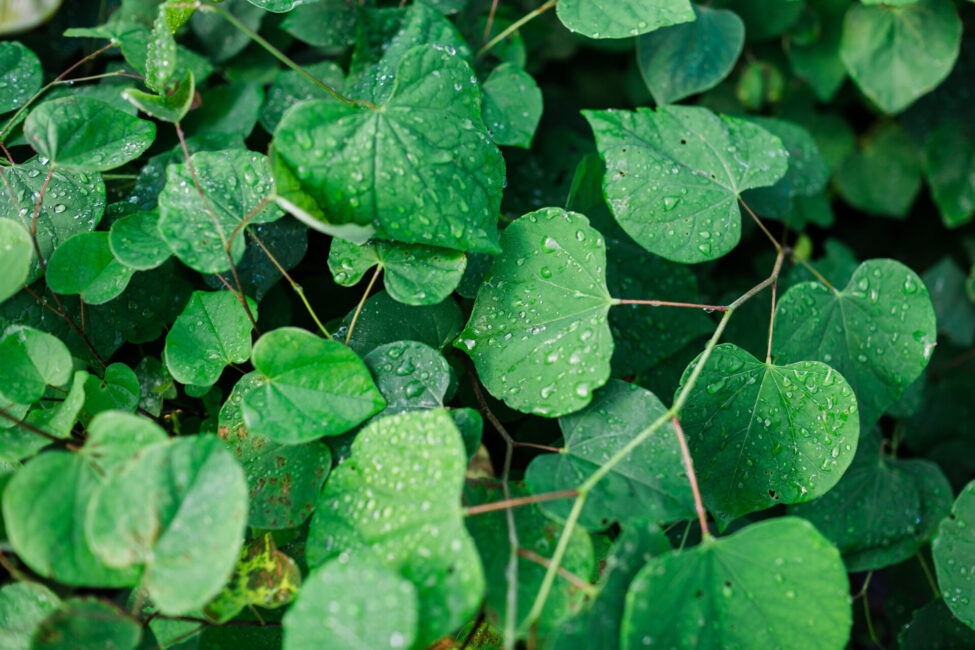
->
xmin=46 ymin=232 xmax=135 ymax=305
xmin=933 ymin=478 xmax=975 ymax=629
xmin=0 ymin=219 xmax=32 ymax=304
xmin=556 ymin=0 xmax=694 ymax=39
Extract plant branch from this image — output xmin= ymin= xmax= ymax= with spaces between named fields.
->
xmin=476 ymin=0 xmax=558 ymax=60
xmin=614 ymin=298 xmax=727 ymax=312
xmin=483 ymin=0 xmax=501 ymax=46
xmin=345 ymin=266 xmax=382 ymax=346
xmin=671 ymin=416 xmax=709 ymax=537
xmin=465 ymin=490 xmax=579 ymax=516
xmin=739 ymin=197 xmax=782 ymax=252
xmin=0 ymin=408 xmax=77 ymax=448
xmin=517 ymin=548 xmax=597 ymax=597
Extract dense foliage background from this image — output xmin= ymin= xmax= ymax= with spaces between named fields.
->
xmin=0 ymin=0 xmax=974 ymax=648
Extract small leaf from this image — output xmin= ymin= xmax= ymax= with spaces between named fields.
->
xmin=108 ymin=209 xmax=171 ymax=271
xmin=364 ymin=340 xmax=452 ymax=412
xmin=22 ymin=369 xmax=86 ymax=444
xmin=785 ymin=0 xmax=848 ymax=102
xmin=245 ymin=0 xmax=315 ymax=11
xmin=338 ymin=290 xmax=464 ymax=356
xmin=584 ymin=105 xmax=788 ymax=263
xmin=31 ymin=598 xmax=141 ymax=650
xmin=933 ymin=478 xmax=975 ymax=629
xmin=45 ymin=232 xmax=135 ymax=304
xmin=525 ymin=380 xmax=696 ymax=530
xmin=259 ymin=61 xmax=346 ymax=132
xmin=283 ymin=556 xmax=418 ymax=650
xmin=164 ymin=290 xmax=257 ymax=387
xmin=621 ymin=517 xmax=852 ymax=649
xmin=636 ymin=5 xmax=744 ymax=106
xmin=328 ymin=238 xmax=466 ymax=306
xmin=123 ymin=71 xmax=195 ymax=124
xmin=279 ymin=0 xmax=357 ymax=48
xmin=773 ymin=259 xmax=937 ymax=429
xmin=306 ymin=410 xmax=484 ymax=648
xmin=679 ymin=343 xmax=860 ymax=527
xmin=83 ymin=363 xmax=140 ymax=417
xmin=0 ymin=41 xmax=42 ymax=115
xmin=0 ymin=582 xmax=61 ymax=650
xmin=833 ymin=122 xmax=921 ymax=218
xmin=899 ymin=600 xmax=975 ymax=650
xmin=481 ymin=63 xmax=543 ymax=148
xmin=924 ymin=121 xmax=975 ymax=229
xmin=0 ymin=325 xmax=72 ymax=405
xmin=23 ymin=97 xmax=156 ymax=171
xmin=556 ymin=0 xmax=694 ymax=39
xmin=0 ymin=219 xmax=32 ymax=304
xmin=457 ymin=207 xmax=614 ymax=417
xmin=243 ymin=327 xmax=385 ymax=443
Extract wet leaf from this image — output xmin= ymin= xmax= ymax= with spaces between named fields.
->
xmin=364 ymin=340 xmax=452 ymax=412
xmin=0 ymin=324 xmax=72 ymax=405
xmin=45 ymin=232 xmax=135 ymax=304
xmin=32 ymin=598 xmax=141 ymax=650
xmin=0 ymin=582 xmax=61 ymax=650
xmin=481 ymin=63 xmax=543 ymax=148
xmin=933 ymin=478 xmax=975 ymax=629
xmin=0 ymin=219 xmax=32 ymax=304
xmin=556 ymin=0 xmax=694 ymax=39
xmin=0 ymin=41 xmax=42 ymax=115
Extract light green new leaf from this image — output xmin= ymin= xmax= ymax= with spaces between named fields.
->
xmin=0 ymin=582 xmax=61 ymax=650
xmin=0 ymin=219 xmax=32 ymax=303
xmin=158 ymin=149 xmax=282 ymax=273
xmin=790 ymin=431 xmax=952 ymax=572
xmin=585 ymin=105 xmax=788 ymax=263
xmin=81 ymin=410 xmax=169 ymax=474
xmin=364 ymin=341 xmax=452 ymax=412
xmin=329 ymin=238 xmax=466 ymax=306
xmin=833 ymin=122 xmax=921 ymax=218
xmin=933 ymin=479 xmax=975 ymax=629
xmin=0 ymin=159 xmax=106 ymax=283
xmin=0 ymin=325 xmax=72 ymax=405
xmin=621 ymin=517 xmax=851 ymax=650
xmin=481 ymin=63 xmax=543 ymax=148
xmin=0 ymin=370 xmax=83 ymax=463
xmin=840 ymin=0 xmax=961 ymax=114
xmin=773 ymin=259 xmax=937 ymax=429
xmin=525 ymin=380 xmax=695 ymax=530
xmin=678 ymin=343 xmax=860 ymax=527
xmin=164 ymin=290 xmax=258 ymax=387
xmin=220 ymin=373 xmax=332 ymax=529
xmin=45 ymin=232 xmax=135 ymax=305
xmin=466 ymin=485 xmax=594 ymax=636
xmin=456 ymin=207 xmax=614 ymax=417
xmin=146 ymin=7 xmax=177 ymax=93
xmin=108 ymin=209 xmax=171 ymax=270
xmin=307 ymin=410 xmax=484 ymax=648
xmin=636 ymin=5 xmax=744 ymax=106
xmin=273 ymin=45 xmax=504 ymax=253
xmin=924 ymin=121 xmax=975 ymax=229
xmin=24 ymin=97 xmax=155 ymax=171
xmin=204 ymin=534 xmax=301 ymax=623
xmin=83 ymin=363 xmax=140 ymax=417
xmin=556 ymin=0 xmax=694 ymax=39
xmin=283 ymin=556 xmax=417 ymax=650
xmin=123 ymin=71 xmax=195 ymax=124
xmin=242 ymin=327 xmax=385 ymax=443
xmin=85 ymin=435 xmax=248 ymax=615
xmin=31 ymin=598 xmax=141 ymax=650
xmin=0 ymin=42 xmax=42 ymax=114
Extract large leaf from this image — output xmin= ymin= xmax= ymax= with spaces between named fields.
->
xmin=283 ymin=556 xmax=418 ymax=650
xmin=45 ymin=232 xmax=135 ymax=305
xmin=773 ymin=259 xmax=937 ymax=429
xmin=306 ymin=410 xmax=483 ymax=648
xmin=0 ymin=41 xmax=41 ymax=114
xmin=23 ymin=97 xmax=155 ymax=171
xmin=839 ymin=0 xmax=961 ymax=114
xmin=85 ymin=434 xmax=248 ymax=615
xmin=0 ymin=325 xmax=72 ymax=404
xmin=456 ymin=207 xmax=614 ymax=418
xmin=157 ymin=149 xmax=282 ymax=274
xmin=273 ymin=45 xmax=504 ymax=253
xmin=242 ymin=327 xmax=385 ymax=443
xmin=0 ymin=219 xmax=32 ymax=304
xmin=933 ymin=478 xmax=975 ymax=629
xmin=678 ymin=343 xmax=860 ymax=527
xmin=525 ymin=380 xmax=696 ymax=530
xmin=636 ymin=5 xmax=744 ymax=106
xmin=556 ymin=0 xmax=694 ymax=39
xmin=584 ymin=105 xmax=788 ymax=263
xmin=0 ymin=582 xmax=61 ymax=650
xmin=790 ymin=431 xmax=952 ymax=571
xmin=620 ymin=517 xmax=852 ymax=649
xmin=163 ymin=290 xmax=257 ymax=387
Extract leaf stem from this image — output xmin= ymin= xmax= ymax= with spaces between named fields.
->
xmin=0 ymin=408 xmax=77 ymax=448
xmin=671 ymin=416 xmax=709 ymax=537
xmin=476 ymin=0 xmax=558 ymax=60
xmin=917 ymin=551 xmax=941 ymax=600
xmin=516 ymin=547 xmax=597 ymax=597
xmin=483 ymin=0 xmax=501 ymax=46
xmin=739 ymin=197 xmax=782 ymax=252
xmin=464 ymin=489 xmax=579 ymax=516
xmin=344 ymin=266 xmax=382 ymax=346
xmin=794 ymin=256 xmax=838 ymax=293
xmin=614 ymin=298 xmax=727 ymax=312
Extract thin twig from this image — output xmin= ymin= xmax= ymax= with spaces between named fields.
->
xmin=465 ymin=490 xmax=578 ymax=516
xmin=739 ymin=197 xmax=782 ymax=252
xmin=483 ymin=0 xmax=501 ymax=46
xmin=476 ymin=0 xmax=558 ymax=60
xmin=0 ymin=409 xmax=77 ymax=448
xmin=615 ymin=299 xmax=727 ymax=312
xmin=517 ymin=548 xmax=597 ymax=596
xmin=345 ymin=266 xmax=382 ymax=346
xmin=671 ymin=416 xmax=709 ymax=537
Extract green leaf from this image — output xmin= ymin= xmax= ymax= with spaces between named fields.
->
xmin=202 ymin=218 xmax=307 ymax=301
xmin=481 ymin=63 xmax=543 ymax=148
xmin=83 ymin=363 xmax=140 ymax=417
xmin=338 ymin=290 xmax=464 ymax=356
xmin=790 ymin=431 xmax=952 ymax=571
xmin=23 ymin=97 xmax=155 ymax=171
xmin=246 ymin=0 xmax=315 ymax=12
xmin=183 ymin=82 xmax=264 ymax=139
xmin=22 ymin=369 xmax=87 ymax=445
xmin=0 ymin=582 xmax=61 ymax=650
xmin=678 ymin=343 xmax=860 ymax=527
xmin=525 ymin=380 xmax=695 ymax=530
xmin=0 ymin=159 xmax=106 ymax=283
xmin=328 ymin=238 xmax=466 ymax=306
xmin=280 ymin=0 xmax=358 ymax=48
xmin=146 ymin=7 xmax=177 ymax=93
xmin=556 ymin=0 xmax=694 ymax=39
xmin=164 ymin=290 xmax=257 ymax=387
xmin=933 ymin=478 xmax=975 ymax=629
xmin=0 ymin=42 xmax=41 ymax=115
xmin=307 ymin=409 xmax=484 ymax=648
xmin=833 ymin=122 xmax=921 ymax=218
xmin=773 ymin=259 xmax=937 ymax=429
xmin=719 ymin=0 xmax=803 ymax=41
xmin=259 ymin=61 xmax=346 ymax=132
xmin=203 ymin=534 xmax=301 ymax=623
xmin=45 ymin=232 xmax=135 ymax=304
xmin=924 ymin=256 xmax=975 ymax=347
xmin=621 ymin=517 xmax=852 ymax=649
xmin=273 ymin=45 xmax=504 ymax=254
xmin=899 ymin=600 xmax=975 ymax=650
xmin=157 ymin=149 xmax=282 ymax=274
xmin=839 ymin=0 xmax=961 ymax=114
xmin=785 ymin=0 xmax=848 ymax=102
xmin=584 ymin=105 xmax=788 ymax=263
xmin=0 ymin=219 xmax=32 ymax=304
xmin=466 ymin=485 xmax=594 ymax=636
xmin=456 ymin=207 xmax=614 ymax=417
xmin=81 ymin=410 xmax=170 ymax=474
xmin=123 ymin=71 xmax=195 ymax=124
xmin=636 ymin=5 xmax=744 ymax=106
xmin=220 ymin=372 xmax=332 ymax=529
xmin=243 ymin=327 xmax=385 ymax=443
xmin=283 ymin=556 xmax=418 ymax=650
xmin=0 ymin=325 xmax=72 ymax=404
xmin=924 ymin=121 xmax=975 ymax=228
xmin=363 ymin=341 xmax=452 ymax=412
xmin=190 ymin=0 xmax=265 ymax=63
xmin=108 ymin=208 xmax=171 ymax=271
xmin=85 ymin=434 xmax=248 ymax=615
xmin=32 ymin=598 xmax=140 ymax=650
